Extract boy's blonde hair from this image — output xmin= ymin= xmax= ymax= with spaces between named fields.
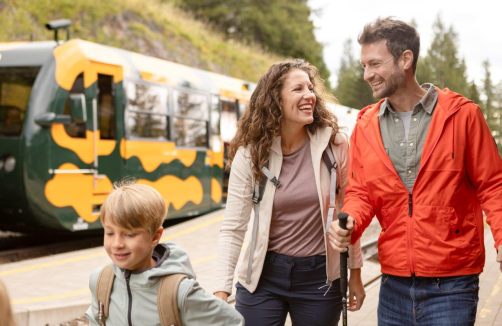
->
xmin=0 ymin=279 xmax=17 ymax=326
xmin=100 ymin=179 xmax=166 ymax=236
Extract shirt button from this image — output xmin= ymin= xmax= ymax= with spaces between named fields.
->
xmin=395 ymin=118 xmax=399 ymax=122
xmin=400 ymin=143 xmax=404 ymax=147
xmin=414 ymin=118 xmax=418 ymax=121
xmin=408 ymin=170 xmax=412 ymax=174
xmin=409 ymin=143 xmax=414 ymax=147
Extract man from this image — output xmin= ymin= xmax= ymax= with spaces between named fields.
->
xmin=330 ymin=17 xmax=502 ymax=325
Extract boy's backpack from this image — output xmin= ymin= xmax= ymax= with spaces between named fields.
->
xmin=95 ymin=264 xmax=187 ymax=326
xmin=246 ymin=144 xmax=340 ymax=284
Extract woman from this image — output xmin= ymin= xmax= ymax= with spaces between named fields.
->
xmin=0 ymin=279 xmax=18 ymax=326
xmin=214 ymin=59 xmax=365 ymax=325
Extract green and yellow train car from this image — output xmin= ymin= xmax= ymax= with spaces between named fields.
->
xmin=0 ymin=38 xmax=253 ymax=232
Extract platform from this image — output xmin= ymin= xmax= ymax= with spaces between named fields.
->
xmin=1 ymin=209 xmax=500 ymax=326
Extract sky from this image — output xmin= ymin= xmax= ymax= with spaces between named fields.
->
xmin=309 ymin=0 xmax=502 ymax=89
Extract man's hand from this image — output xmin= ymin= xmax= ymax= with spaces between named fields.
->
xmin=214 ymin=291 xmax=230 ymax=302
xmin=348 ymin=268 xmax=366 ymax=311
xmin=328 ymin=216 xmax=355 ymax=252
xmin=497 ymin=244 xmax=502 ymax=272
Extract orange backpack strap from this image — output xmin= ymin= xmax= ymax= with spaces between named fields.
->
xmin=157 ymin=273 xmax=187 ymax=326
xmin=96 ymin=265 xmax=115 ymax=326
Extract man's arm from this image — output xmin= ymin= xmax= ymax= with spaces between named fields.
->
xmin=465 ymin=106 xmax=502 ymax=270
xmin=343 ymin=127 xmax=376 ymax=243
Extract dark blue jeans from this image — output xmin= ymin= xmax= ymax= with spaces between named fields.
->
xmin=235 ymin=252 xmax=342 ymax=326
xmin=378 ymin=274 xmax=479 ymax=326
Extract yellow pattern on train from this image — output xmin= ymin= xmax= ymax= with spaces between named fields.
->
xmin=138 ymin=176 xmax=203 ymax=210
xmin=119 ymin=139 xmax=198 ymax=172
xmin=45 ymin=163 xmax=113 ymax=223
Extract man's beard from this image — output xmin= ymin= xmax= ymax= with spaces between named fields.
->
xmin=373 ymin=66 xmax=404 ymax=99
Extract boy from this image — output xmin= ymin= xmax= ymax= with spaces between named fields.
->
xmin=85 ymin=181 xmax=244 ymax=326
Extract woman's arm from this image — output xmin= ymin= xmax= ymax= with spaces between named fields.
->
xmin=214 ymin=147 xmax=255 ymax=295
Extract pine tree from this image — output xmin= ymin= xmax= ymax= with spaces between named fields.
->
xmin=416 ymin=15 xmax=469 ymax=94
xmin=467 ymin=81 xmax=481 ymax=104
xmin=334 ymin=39 xmax=375 ymax=109
xmin=481 ymin=60 xmax=502 ymax=155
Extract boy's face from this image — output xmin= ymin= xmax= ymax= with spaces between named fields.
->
xmin=103 ymin=220 xmax=163 ymax=271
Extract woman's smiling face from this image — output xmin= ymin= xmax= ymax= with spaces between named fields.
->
xmin=280 ymin=69 xmax=316 ymax=129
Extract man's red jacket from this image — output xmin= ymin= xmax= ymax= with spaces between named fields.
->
xmin=344 ymin=88 xmax=502 ymax=277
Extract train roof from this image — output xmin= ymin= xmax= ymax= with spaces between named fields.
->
xmin=0 ymin=41 xmax=57 ymax=67
xmin=1 ymin=39 xmax=255 ymax=101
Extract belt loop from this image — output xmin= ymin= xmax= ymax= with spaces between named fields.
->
xmin=269 ymin=252 xmax=276 ymax=263
xmin=311 ymin=256 xmax=316 ymax=269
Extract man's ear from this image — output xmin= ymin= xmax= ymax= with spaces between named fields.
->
xmin=152 ymin=227 xmax=164 ymax=246
xmin=402 ymin=50 xmax=414 ymax=71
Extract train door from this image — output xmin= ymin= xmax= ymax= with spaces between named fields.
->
xmin=219 ymin=98 xmax=239 ymax=203
xmin=86 ymin=64 xmax=123 ymax=217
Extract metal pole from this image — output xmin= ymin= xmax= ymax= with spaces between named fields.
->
xmin=338 ymin=212 xmax=349 ymax=326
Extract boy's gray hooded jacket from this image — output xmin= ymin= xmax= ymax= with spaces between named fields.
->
xmin=86 ymin=241 xmax=244 ymax=326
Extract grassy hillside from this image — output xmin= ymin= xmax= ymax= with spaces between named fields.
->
xmin=0 ymin=0 xmax=280 ymax=82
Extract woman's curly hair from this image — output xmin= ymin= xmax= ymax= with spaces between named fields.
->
xmin=227 ymin=58 xmax=339 ymax=181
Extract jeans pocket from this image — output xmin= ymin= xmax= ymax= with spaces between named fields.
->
xmin=435 ymin=275 xmax=479 ymax=293
xmin=381 ymin=274 xmax=389 ymax=285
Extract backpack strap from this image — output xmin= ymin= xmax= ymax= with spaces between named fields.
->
xmin=157 ymin=273 xmax=187 ymax=326
xmin=246 ymin=162 xmax=280 ymax=284
xmin=322 ymin=145 xmax=339 ymax=236
xmin=96 ymin=264 xmax=115 ymax=326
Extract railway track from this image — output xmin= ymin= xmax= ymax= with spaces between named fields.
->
xmin=0 ymin=232 xmax=103 ymax=263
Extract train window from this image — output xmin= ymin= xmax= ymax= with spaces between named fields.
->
xmin=210 ymin=95 xmax=220 ymax=136
xmin=173 ymin=91 xmax=209 ymax=120
xmin=172 ymin=90 xmax=209 ymax=148
xmin=220 ymin=99 xmax=238 ymax=144
xmin=98 ymin=74 xmax=115 ymax=140
xmin=63 ymin=73 xmax=86 ymax=138
xmin=126 ymin=111 xmax=168 ymax=140
xmin=173 ymin=118 xmax=208 ymax=148
xmin=0 ymin=66 xmax=40 ymax=137
xmin=126 ymin=82 xmax=168 ymax=115
xmin=125 ymin=81 xmax=169 ymax=141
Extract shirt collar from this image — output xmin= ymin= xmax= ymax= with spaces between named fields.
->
xmin=377 ymin=83 xmax=438 ymax=117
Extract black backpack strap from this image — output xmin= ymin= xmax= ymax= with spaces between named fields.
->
xmin=323 ymin=145 xmax=340 ymax=236
xmin=322 ymin=145 xmax=339 ymax=195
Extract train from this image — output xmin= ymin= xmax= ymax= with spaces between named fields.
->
xmin=0 ymin=21 xmax=357 ymax=232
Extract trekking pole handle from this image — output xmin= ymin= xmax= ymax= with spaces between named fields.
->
xmin=338 ymin=212 xmax=349 ymax=231
xmin=338 ymin=212 xmax=349 ymax=299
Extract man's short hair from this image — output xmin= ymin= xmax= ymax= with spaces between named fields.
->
xmin=358 ymin=17 xmax=420 ymax=74
xmin=100 ymin=179 xmax=166 ymax=236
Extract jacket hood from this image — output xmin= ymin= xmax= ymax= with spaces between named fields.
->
xmin=112 ymin=241 xmax=196 ymax=282
xmin=435 ymin=87 xmax=473 ymax=115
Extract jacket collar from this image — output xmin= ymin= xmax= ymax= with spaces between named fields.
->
xmin=270 ymin=126 xmax=332 ymax=156
xmin=358 ymin=87 xmax=471 ymax=178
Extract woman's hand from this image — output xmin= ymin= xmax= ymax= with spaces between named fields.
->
xmin=348 ymin=268 xmax=366 ymax=311
xmin=214 ymin=291 xmax=230 ymax=302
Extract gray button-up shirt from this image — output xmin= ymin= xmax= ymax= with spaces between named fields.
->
xmin=378 ymin=84 xmax=438 ymax=192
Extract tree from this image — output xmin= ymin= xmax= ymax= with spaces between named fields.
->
xmin=416 ymin=15 xmax=469 ymax=95
xmin=482 ymin=60 xmax=502 ymax=155
xmin=177 ymin=0 xmax=331 ymax=87
xmin=467 ymin=81 xmax=481 ymax=104
xmin=334 ymin=39 xmax=375 ymax=109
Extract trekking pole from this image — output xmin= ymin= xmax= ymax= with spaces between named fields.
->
xmin=338 ymin=212 xmax=349 ymax=326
